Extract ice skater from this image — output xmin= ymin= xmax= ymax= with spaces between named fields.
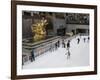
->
xmin=51 ymin=44 xmax=55 ymax=52
xmin=57 ymin=40 xmax=60 ymax=47
xmin=66 ymin=50 xmax=71 ymax=59
xmin=77 ymin=38 xmax=80 ymax=44
xmin=49 ymin=44 xmax=53 ymax=52
xmin=63 ymin=42 xmax=66 ymax=48
xmin=83 ymin=38 xmax=86 ymax=42
xmin=62 ymin=39 xmax=66 ymax=48
xmin=55 ymin=42 xmax=58 ymax=50
xmin=88 ymin=36 xmax=90 ymax=42
xmin=30 ymin=49 xmax=35 ymax=62
xmin=65 ymin=41 xmax=71 ymax=59
xmin=67 ymin=40 xmax=70 ymax=50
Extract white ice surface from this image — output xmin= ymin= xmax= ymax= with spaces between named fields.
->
xmin=23 ymin=36 xmax=89 ymax=69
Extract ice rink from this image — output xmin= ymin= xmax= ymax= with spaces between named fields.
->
xmin=23 ymin=36 xmax=89 ymax=69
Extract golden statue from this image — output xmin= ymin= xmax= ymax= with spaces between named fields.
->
xmin=31 ymin=18 xmax=48 ymax=42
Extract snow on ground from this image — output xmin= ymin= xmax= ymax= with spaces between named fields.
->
xmin=23 ymin=36 xmax=89 ymax=69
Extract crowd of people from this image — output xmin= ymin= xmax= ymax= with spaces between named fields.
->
xmin=49 ymin=40 xmax=60 ymax=52
xmin=64 ymin=35 xmax=90 ymax=59
xmin=30 ymin=34 xmax=90 ymax=62
xmin=77 ymin=35 xmax=90 ymax=44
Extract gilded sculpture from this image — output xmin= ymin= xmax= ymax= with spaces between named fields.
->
xmin=31 ymin=18 xmax=48 ymax=42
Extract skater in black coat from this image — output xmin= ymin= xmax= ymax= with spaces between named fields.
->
xmin=30 ymin=49 xmax=35 ymax=62
xmin=67 ymin=40 xmax=70 ymax=50
xmin=88 ymin=36 xmax=90 ymax=41
xmin=57 ymin=40 xmax=60 ymax=47
xmin=77 ymin=38 xmax=80 ymax=44
xmin=55 ymin=42 xmax=58 ymax=50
